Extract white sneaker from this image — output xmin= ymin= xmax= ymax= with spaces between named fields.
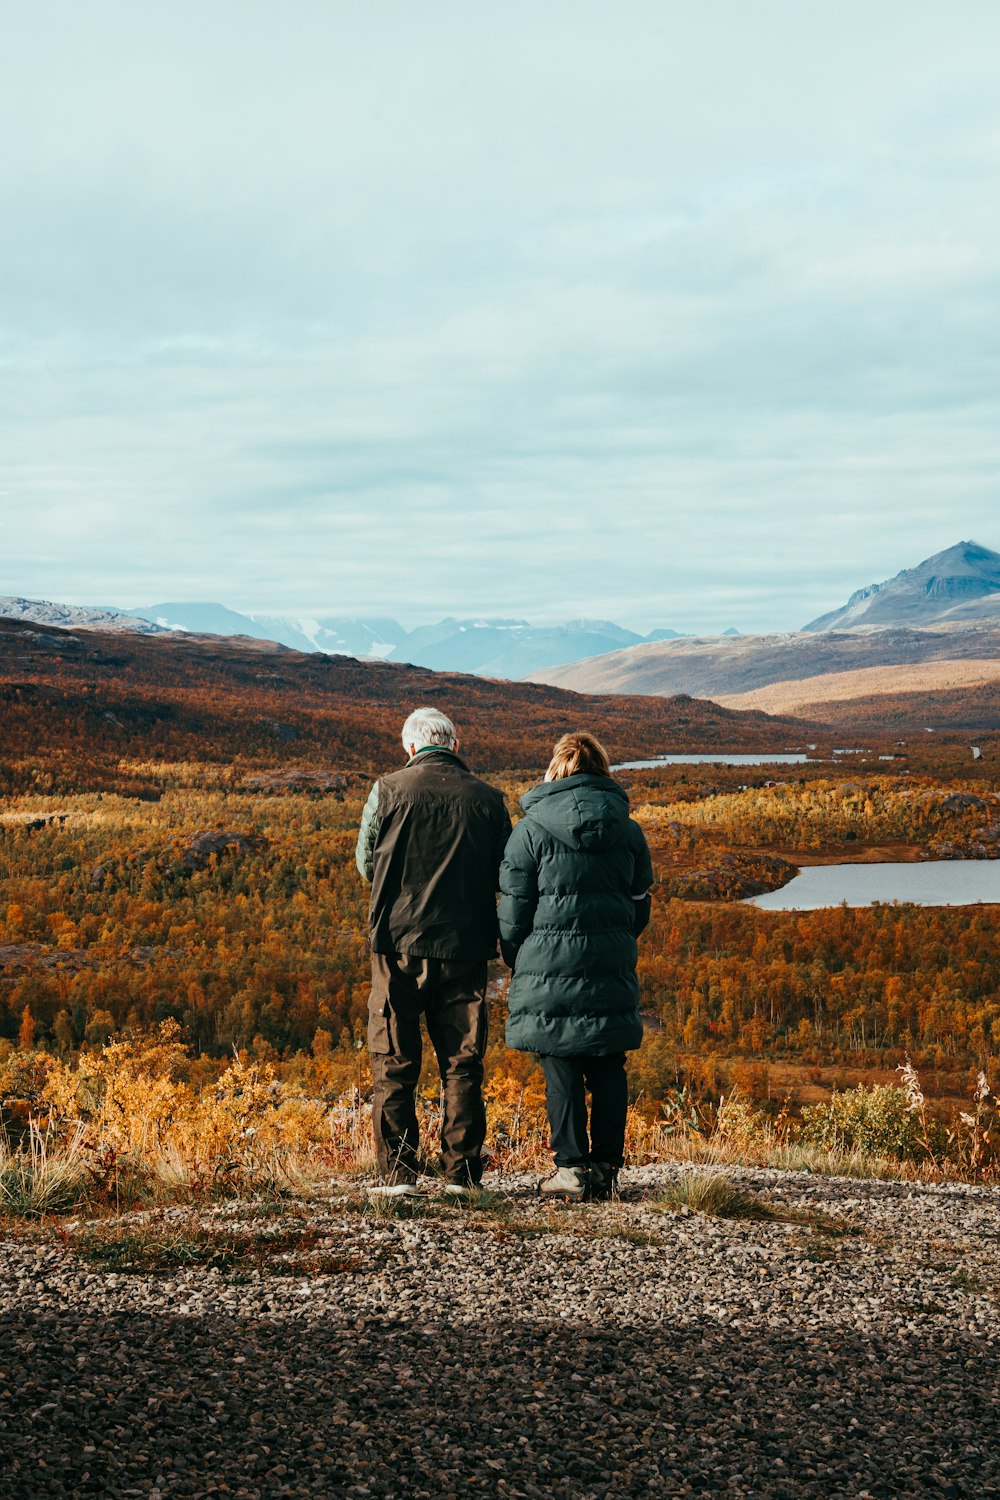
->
xmin=368 ymin=1181 xmax=420 ymax=1198
xmin=441 ymin=1183 xmax=477 ymax=1197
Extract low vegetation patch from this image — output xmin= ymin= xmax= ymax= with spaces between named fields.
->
xmin=653 ymin=1170 xmax=781 ymax=1221
xmin=359 ymin=1193 xmax=445 ymax=1223
xmin=0 ymin=1023 xmax=994 ymax=1223
xmin=951 ymin=1268 xmax=998 ymax=1299
xmin=57 ymin=1214 xmax=368 ymax=1276
xmin=651 ymin=1170 xmax=856 ymax=1236
xmin=0 ymin=1125 xmax=91 ymax=1216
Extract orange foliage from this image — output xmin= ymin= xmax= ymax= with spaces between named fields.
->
xmin=2 ymin=616 xmax=1000 ymax=1130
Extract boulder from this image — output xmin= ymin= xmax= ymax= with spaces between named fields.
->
xmin=940 ymin=793 xmax=988 ymax=814
xmin=181 ymin=831 xmax=268 ymax=870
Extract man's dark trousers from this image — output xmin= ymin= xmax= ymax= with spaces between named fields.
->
xmin=538 ymin=1053 xmax=628 ymax=1168
xmin=368 ymin=953 xmax=488 ymax=1186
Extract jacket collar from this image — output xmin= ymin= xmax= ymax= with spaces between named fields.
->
xmin=405 ymin=746 xmax=469 ymax=771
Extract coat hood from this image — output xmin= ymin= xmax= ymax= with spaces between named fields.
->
xmin=520 ymin=773 xmax=631 ymax=853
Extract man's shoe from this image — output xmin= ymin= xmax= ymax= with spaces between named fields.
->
xmin=588 ymin=1162 xmax=620 ymax=1201
xmin=539 ymin=1166 xmax=588 ymax=1203
xmin=368 ymin=1180 xmax=420 ymax=1198
xmin=441 ymin=1182 xmax=478 ymax=1198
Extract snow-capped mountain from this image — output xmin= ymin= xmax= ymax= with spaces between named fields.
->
xmin=0 ymin=596 xmax=684 ymax=678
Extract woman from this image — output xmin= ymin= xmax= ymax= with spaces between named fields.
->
xmin=498 ymin=732 xmax=654 ymax=1201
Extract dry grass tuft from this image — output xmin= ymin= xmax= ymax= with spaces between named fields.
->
xmin=360 ymin=1193 xmax=443 ymax=1223
xmin=653 ymin=1170 xmax=781 ymax=1221
xmin=0 ymin=1124 xmax=92 ymax=1217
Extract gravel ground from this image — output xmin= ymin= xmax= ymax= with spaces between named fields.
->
xmin=1 ymin=1163 xmax=998 ymax=1498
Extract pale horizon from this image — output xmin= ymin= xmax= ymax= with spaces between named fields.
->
xmin=6 ymin=530 xmax=997 ymax=639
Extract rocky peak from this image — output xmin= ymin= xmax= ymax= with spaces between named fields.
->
xmin=803 ymin=540 xmax=1000 ymax=631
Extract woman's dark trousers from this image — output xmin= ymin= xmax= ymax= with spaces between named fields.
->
xmin=538 ymin=1053 xmax=628 ymax=1167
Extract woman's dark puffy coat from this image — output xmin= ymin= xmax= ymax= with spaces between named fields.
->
xmin=499 ymin=773 xmax=654 ymax=1056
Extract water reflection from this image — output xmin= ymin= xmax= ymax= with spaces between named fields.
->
xmin=614 ymin=753 xmax=813 ymax=769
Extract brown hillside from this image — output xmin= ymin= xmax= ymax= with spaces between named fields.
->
xmin=717 ymin=659 xmax=1000 ymax=717
xmin=0 ymin=618 xmax=810 ymax=793
xmin=791 ymin=678 xmax=1000 ymax=734
xmin=530 ymin=621 xmax=1000 ymax=704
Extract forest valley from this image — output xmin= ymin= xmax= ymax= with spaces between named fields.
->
xmin=0 ymin=619 xmax=997 ymax=1189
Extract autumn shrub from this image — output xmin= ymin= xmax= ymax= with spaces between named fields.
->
xmin=800 ymin=1083 xmax=941 ymax=1160
xmin=0 ymin=1024 xmax=372 ymax=1207
xmin=0 ymin=1034 xmax=996 ymax=1216
xmin=713 ymin=1093 xmax=778 ymax=1154
xmin=41 ymin=1024 xmax=194 ymax=1156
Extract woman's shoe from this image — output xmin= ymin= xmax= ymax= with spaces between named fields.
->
xmin=588 ymin=1162 xmax=619 ymax=1201
xmin=539 ymin=1166 xmax=588 ymax=1202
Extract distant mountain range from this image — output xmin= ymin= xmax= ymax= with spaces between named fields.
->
xmin=126 ymin=606 xmax=713 ymax=676
xmin=530 ymin=541 xmax=1000 ymax=726
xmin=0 ymin=597 xmax=699 ymax=678
xmin=5 ymin=541 xmax=998 ymax=712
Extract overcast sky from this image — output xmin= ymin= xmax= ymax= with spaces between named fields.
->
xmin=1 ymin=2 xmax=998 ymax=633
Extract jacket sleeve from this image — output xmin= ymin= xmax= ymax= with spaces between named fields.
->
xmin=494 ymin=801 xmax=514 ymax=892
xmin=629 ymin=820 xmax=654 ymax=937
xmin=355 ymin=782 xmax=381 ymax=882
xmin=497 ymin=818 xmax=539 ymax=969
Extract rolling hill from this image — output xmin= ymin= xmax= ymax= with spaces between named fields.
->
xmin=0 ymin=617 xmax=811 ymax=795
xmin=716 ymin=659 xmax=1000 ymax=717
xmin=530 ymin=622 xmax=1000 ymax=698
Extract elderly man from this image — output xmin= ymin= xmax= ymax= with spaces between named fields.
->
xmin=356 ymin=707 xmax=511 ymax=1194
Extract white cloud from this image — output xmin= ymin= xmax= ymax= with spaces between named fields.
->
xmin=1 ymin=2 xmax=999 ymax=632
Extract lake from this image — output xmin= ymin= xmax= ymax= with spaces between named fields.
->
xmin=747 ymin=861 xmax=1000 ymax=911
xmin=614 ymin=753 xmax=813 ymax=769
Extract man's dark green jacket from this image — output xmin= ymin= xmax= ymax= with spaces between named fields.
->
xmin=499 ymin=773 xmax=654 ymax=1057
xmin=356 ymin=747 xmax=511 ymax=960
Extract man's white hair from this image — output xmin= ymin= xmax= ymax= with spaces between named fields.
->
xmin=402 ymin=706 xmax=457 ymax=754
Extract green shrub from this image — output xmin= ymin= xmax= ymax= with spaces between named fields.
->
xmin=800 ymin=1085 xmax=940 ymax=1161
